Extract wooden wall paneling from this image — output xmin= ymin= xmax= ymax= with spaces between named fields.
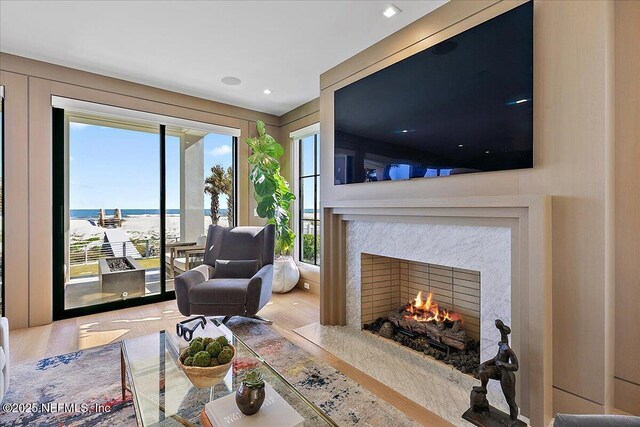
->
xmin=0 ymin=71 xmax=30 ymax=329
xmin=614 ymin=0 xmax=640 ymax=414
xmin=28 ymin=77 xmax=53 ymax=326
xmin=320 ymin=208 xmax=346 ymax=325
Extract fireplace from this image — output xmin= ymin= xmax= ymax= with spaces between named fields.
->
xmin=307 ymin=196 xmax=552 ymax=426
xmin=360 ymin=254 xmax=480 ymax=374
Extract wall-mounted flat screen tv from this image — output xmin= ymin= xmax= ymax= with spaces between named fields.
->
xmin=334 ymin=1 xmax=533 ymax=185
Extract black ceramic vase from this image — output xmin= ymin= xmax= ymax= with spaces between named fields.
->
xmin=235 ymin=382 xmax=265 ymax=415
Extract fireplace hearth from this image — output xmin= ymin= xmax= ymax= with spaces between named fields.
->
xmin=363 ymin=315 xmax=480 ymax=374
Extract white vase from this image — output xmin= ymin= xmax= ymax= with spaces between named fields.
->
xmin=271 ymin=256 xmax=300 ymax=293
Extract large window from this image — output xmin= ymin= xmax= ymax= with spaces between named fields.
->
xmin=297 ymin=130 xmax=320 ymax=265
xmin=52 ymin=98 xmax=238 ymax=318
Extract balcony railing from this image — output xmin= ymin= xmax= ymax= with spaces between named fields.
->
xmin=68 ymin=238 xmax=162 ymax=278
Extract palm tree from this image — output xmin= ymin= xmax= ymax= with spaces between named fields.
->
xmin=224 ymin=166 xmax=234 ymax=227
xmin=204 ymin=165 xmax=229 ymax=225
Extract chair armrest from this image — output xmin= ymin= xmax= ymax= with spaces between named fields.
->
xmin=174 ymin=267 xmax=209 ymax=316
xmin=245 ymin=264 xmax=273 ymax=316
xmin=166 ymin=241 xmax=196 ymax=248
xmin=181 ymin=248 xmax=206 ymax=271
xmin=181 ymin=247 xmax=205 ymax=256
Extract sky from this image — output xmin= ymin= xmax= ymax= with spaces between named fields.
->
xmin=299 ymin=134 xmax=319 ymax=213
xmin=69 ymin=122 xmax=233 ymax=210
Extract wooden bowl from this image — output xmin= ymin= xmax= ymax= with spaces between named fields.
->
xmin=177 ymin=345 xmax=235 ymax=388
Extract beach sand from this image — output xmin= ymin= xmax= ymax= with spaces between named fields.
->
xmin=70 ymin=215 xmax=229 ymax=243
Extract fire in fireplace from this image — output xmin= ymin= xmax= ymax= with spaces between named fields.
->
xmin=364 ymin=290 xmax=480 ymax=375
xmin=406 ymin=291 xmax=462 ymax=323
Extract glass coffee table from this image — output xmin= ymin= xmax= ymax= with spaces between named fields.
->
xmin=120 ymin=320 xmax=337 ymax=427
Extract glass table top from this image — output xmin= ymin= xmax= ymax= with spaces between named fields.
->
xmin=121 ymin=320 xmax=336 ymax=427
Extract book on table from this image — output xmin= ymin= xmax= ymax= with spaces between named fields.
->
xmin=204 ymin=383 xmax=304 ymax=427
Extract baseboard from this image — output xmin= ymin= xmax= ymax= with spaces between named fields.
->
xmin=614 ymin=377 xmax=640 ymax=415
xmin=296 ymin=263 xmax=320 ymax=295
xmin=295 ymin=280 xmax=320 ymax=295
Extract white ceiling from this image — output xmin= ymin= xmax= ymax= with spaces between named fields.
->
xmin=0 ymin=0 xmax=447 ymax=116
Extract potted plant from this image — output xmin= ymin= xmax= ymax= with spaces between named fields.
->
xmin=245 ymin=120 xmax=299 ymax=293
xmin=235 ymin=369 xmax=266 ymax=415
xmin=177 ymin=336 xmax=236 ymax=388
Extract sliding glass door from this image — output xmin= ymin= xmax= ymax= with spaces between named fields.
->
xmin=60 ymin=113 xmax=161 ymax=311
xmin=53 ymin=106 xmax=236 ymax=319
xmin=164 ymin=126 xmax=235 ymax=291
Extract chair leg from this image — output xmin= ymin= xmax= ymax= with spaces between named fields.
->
xmin=214 ymin=315 xmax=272 ymax=325
xmin=248 ymin=315 xmax=273 ymax=324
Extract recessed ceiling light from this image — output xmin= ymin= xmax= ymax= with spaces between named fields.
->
xmin=383 ymin=4 xmax=401 ymax=18
xmin=263 ymin=89 xmax=272 ymax=95
xmin=485 ymin=150 xmax=491 ymax=154
xmin=221 ymin=76 xmax=241 ymax=86
xmin=458 ymin=144 xmax=464 ymax=147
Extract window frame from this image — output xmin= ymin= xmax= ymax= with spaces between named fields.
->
xmin=291 ymin=123 xmax=320 ymax=266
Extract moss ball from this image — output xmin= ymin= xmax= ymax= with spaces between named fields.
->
xmin=180 ymin=348 xmax=190 ymax=362
xmin=209 ymin=358 xmax=220 ymax=367
xmin=218 ymin=348 xmax=234 ymax=364
xmin=215 ymin=336 xmax=229 ymax=347
xmin=193 ymin=351 xmax=212 ymax=367
xmin=189 ymin=340 xmax=204 ymax=356
xmin=202 ymin=337 xmax=214 ymax=347
xmin=184 ymin=356 xmax=194 ymax=366
xmin=206 ymin=341 xmax=222 ymax=358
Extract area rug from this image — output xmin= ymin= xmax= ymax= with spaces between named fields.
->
xmin=228 ymin=317 xmax=421 ymax=426
xmin=0 ymin=343 xmax=135 ymax=426
xmin=1 ymin=319 xmax=421 ymax=426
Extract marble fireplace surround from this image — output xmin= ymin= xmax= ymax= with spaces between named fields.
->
xmin=354 ymin=228 xmax=499 ymax=345
xmin=319 ymin=195 xmax=553 ymax=427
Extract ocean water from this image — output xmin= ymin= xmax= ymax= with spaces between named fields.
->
xmin=70 ymin=209 xmax=226 ymax=219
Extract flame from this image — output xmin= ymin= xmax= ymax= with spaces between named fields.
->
xmin=405 ymin=291 xmax=462 ymax=323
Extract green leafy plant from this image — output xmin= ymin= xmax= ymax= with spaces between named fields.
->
xmin=245 ymin=121 xmax=296 ymax=255
xmin=242 ymin=370 xmax=265 ymax=389
xmin=302 ymin=233 xmax=320 ymax=262
xmin=225 ymin=166 xmax=234 ymax=226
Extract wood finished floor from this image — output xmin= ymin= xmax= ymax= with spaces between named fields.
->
xmin=9 ymin=288 xmax=452 ymax=426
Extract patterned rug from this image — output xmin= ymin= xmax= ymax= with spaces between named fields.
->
xmin=1 ymin=319 xmax=420 ymax=426
xmin=0 ymin=343 xmax=135 ymax=426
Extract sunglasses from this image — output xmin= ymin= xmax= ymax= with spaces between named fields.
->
xmin=176 ymin=316 xmax=207 ymax=342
